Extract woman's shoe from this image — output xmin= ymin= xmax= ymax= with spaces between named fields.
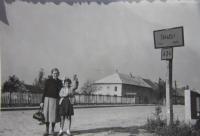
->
xmin=48 ymin=130 xmax=54 ymax=135
xmin=43 ymin=133 xmax=48 ymax=136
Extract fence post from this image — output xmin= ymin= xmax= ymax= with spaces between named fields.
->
xmin=79 ymin=94 xmax=80 ymax=105
xmin=95 ymin=95 xmax=97 ymax=105
xmin=28 ymin=92 xmax=30 ymax=105
xmin=9 ymin=91 xmax=12 ymax=107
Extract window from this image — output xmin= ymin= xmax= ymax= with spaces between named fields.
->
xmin=114 ymin=86 xmax=117 ymax=92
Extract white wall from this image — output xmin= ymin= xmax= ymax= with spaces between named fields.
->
xmin=94 ymin=84 xmax=122 ymax=96
xmin=184 ymin=89 xmax=196 ymax=125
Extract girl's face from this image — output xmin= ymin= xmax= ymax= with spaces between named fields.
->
xmin=64 ymin=81 xmax=71 ymax=87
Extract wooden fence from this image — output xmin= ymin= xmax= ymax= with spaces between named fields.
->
xmin=1 ymin=92 xmax=137 ymax=107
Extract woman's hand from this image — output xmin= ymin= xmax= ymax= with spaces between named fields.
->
xmin=40 ymin=103 xmax=44 ymax=108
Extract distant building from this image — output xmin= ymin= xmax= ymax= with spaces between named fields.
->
xmin=24 ymin=84 xmax=43 ymax=93
xmin=173 ymin=88 xmax=184 ymax=105
xmin=93 ymin=72 xmax=159 ymax=104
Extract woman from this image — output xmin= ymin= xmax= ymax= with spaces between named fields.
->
xmin=40 ymin=68 xmax=62 ymax=135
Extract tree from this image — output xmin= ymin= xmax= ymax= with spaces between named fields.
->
xmin=2 ymin=75 xmax=26 ymax=106
xmin=2 ymin=75 xmax=26 ymax=93
xmin=33 ymin=68 xmax=46 ymax=90
xmin=158 ymin=78 xmax=166 ymax=104
xmin=80 ymin=80 xmax=97 ymax=95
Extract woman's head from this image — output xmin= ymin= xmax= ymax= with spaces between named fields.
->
xmin=51 ymin=68 xmax=60 ymax=79
xmin=63 ymin=78 xmax=72 ymax=87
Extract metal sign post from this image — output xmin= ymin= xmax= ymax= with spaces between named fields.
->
xmin=166 ymin=59 xmax=173 ymax=125
xmin=154 ymin=26 xmax=184 ymax=125
xmin=162 ymin=48 xmax=173 ymax=125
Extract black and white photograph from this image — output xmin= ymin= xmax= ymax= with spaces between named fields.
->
xmin=1 ymin=0 xmax=200 ymax=135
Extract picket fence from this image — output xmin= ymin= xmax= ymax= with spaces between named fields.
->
xmin=1 ymin=92 xmax=137 ymax=107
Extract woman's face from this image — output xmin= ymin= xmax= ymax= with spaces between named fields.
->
xmin=52 ymin=70 xmax=59 ymax=79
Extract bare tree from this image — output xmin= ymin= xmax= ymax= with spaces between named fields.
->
xmin=33 ymin=68 xmax=46 ymax=90
xmin=158 ymin=78 xmax=166 ymax=104
xmin=80 ymin=80 xmax=97 ymax=95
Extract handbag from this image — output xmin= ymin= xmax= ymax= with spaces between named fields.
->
xmin=33 ymin=107 xmax=45 ymax=123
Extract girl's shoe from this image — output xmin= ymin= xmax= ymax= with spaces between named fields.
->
xmin=66 ymin=130 xmax=71 ymax=136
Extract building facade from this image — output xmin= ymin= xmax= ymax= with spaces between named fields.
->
xmin=94 ymin=72 xmax=159 ymax=104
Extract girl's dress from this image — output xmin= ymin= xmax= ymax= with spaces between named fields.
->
xmin=58 ymin=87 xmax=74 ymax=117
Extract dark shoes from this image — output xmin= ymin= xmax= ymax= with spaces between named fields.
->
xmin=43 ymin=130 xmax=54 ymax=136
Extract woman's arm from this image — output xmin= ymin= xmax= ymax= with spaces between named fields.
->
xmin=41 ymin=80 xmax=48 ymax=103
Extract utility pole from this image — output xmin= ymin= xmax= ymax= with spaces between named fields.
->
xmin=174 ymin=80 xmax=177 ymax=104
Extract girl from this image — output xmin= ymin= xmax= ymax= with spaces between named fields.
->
xmin=58 ymin=78 xmax=75 ymax=136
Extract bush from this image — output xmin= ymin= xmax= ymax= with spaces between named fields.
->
xmin=145 ymin=105 xmax=166 ymax=133
xmin=155 ymin=120 xmax=192 ymax=136
xmin=145 ymin=106 xmax=200 ymax=136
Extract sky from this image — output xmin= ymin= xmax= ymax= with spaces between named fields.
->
xmin=1 ymin=0 xmax=200 ymax=90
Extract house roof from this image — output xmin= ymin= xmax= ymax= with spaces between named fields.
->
xmin=173 ymin=87 xmax=199 ymax=97
xmin=143 ymin=78 xmax=159 ymax=90
xmin=95 ymin=73 xmax=152 ymax=88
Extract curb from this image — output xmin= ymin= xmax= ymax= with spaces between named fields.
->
xmin=0 ymin=104 xmax=155 ymax=111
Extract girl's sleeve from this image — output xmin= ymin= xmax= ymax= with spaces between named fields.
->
xmin=59 ymin=88 xmax=65 ymax=97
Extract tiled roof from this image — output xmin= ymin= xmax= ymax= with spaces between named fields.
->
xmin=118 ymin=73 xmax=152 ymax=88
xmin=143 ymin=78 xmax=159 ymax=90
xmin=95 ymin=73 xmax=152 ymax=88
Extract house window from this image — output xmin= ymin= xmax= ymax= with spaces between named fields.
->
xmin=114 ymin=86 xmax=117 ymax=92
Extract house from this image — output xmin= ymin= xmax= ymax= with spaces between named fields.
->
xmin=173 ymin=87 xmax=184 ymax=105
xmin=93 ymin=72 xmax=159 ymax=104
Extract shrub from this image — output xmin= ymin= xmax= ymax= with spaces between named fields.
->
xmin=145 ymin=105 xmax=166 ymax=133
xmin=145 ymin=106 xmax=200 ymax=136
xmin=155 ymin=121 xmax=192 ymax=136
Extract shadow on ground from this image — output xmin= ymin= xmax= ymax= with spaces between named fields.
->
xmin=69 ymin=126 xmax=147 ymax=136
